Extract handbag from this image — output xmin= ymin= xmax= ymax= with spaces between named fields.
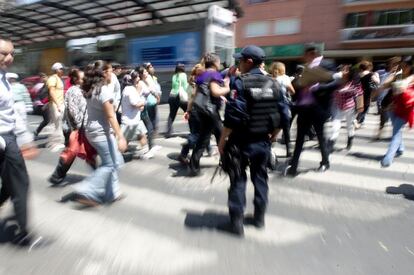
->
xmin=192 ymin=78 xmax=216 ymax=116
xmin=178 ymin=77 xmax=188 ymax=103
xmin=146 ymin=93 xmax=158 ymax=106
xmin=61 ymin=108 xmax=97 ymax=164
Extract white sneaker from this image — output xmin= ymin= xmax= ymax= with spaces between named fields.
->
xmin=151 ymin=145 xmax=162 ymax=152
xmin=353 ymin=120 xmax=361 ymax=129
xmin=141 ymin=151 xmax=154 ymax=160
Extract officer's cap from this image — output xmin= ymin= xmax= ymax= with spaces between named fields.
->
xmin=233 ymin=45 xmax=265 ymax=63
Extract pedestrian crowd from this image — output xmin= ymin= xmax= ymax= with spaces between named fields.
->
xmin=1 ymin=36 xmax=414 ymax=245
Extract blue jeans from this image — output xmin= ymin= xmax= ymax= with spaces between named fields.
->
xmin=228 ymin=141 xmax=270 ymax=215
xmin=75 ymin=134 xmax=123 ymax=203
xmin=382 ymin=113 xmax=406 ymax=166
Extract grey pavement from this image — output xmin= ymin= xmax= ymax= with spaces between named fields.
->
xmin=0 ymin=104 xmax=414 ymax=275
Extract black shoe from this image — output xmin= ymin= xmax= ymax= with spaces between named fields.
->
xmin=283 ymin=165 xmax=297 ymax=177
xmin=48 ymin=158 xmax=71 ymax=185
xmin=186 ymin=168 xmax=200 ymax=177
xmin=178 ymin=155 xmax=189 ymax=165
xmin=12 ymin=230 xmax=32 ymax=247
xmin=229 ymin=214 xmax=244 ymax=236
xmin=346 ymin=136 xmax=353 ymax=151
xmin=317 ymin=163 xmax=330 ymax=172
xmin=48 ymin=175 xmax=64 ymax=185
xmin=253 ymin=209 xmax=265 ymax=228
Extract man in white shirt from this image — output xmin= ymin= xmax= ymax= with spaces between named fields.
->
xmin=0 ymin=37 xmax=37 ymax=246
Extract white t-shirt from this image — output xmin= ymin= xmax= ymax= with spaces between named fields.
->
xmin=276 ymin=74 xmax=292 ymax=103
xmin=111 ymin=73 xmax=121 ymax=108
xmin=121 ymin=86 xmax=145 ymax=125
xmin=85 ymin=84 xmax=114 ymax=142
xmin=276 ymin=74 xmax=291 ymax=88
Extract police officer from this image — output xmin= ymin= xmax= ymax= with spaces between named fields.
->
xmin=218 ymin=45 xmax=281 ymax=236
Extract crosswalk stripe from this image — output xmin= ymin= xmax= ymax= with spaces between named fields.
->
xmin=27 ymin=160 xmax=325 ymax=247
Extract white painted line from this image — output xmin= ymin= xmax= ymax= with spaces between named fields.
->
xmin=379 ymin=241 xmax=389 ymax=252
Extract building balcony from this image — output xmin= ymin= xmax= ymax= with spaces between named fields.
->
xmin=342 ymin=0 xmax=414 ymax=12
xmin=341 ymin=24 xmax=414 ymax=43
xmin=343 ymin=0 xmax=412 ymax=5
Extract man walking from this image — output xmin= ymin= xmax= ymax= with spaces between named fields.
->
xmin=218 ymin=45 xmax=282 ymax=236
xmin=285 ymin=44 xmax=335 ymax=176
xmin=0 ymin=37 xmax=36 ymax=246
xmin=47 ymin=62 xmax=66 ymax=152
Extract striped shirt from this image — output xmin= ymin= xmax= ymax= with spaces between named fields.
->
xmin=334 ymin=82 xmax=363 ymax=111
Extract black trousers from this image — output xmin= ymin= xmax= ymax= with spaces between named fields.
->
xmin=141 ymin=110 xmax=154 ymax=149
xmin=147 ymin=104 xmax=159 ymax=133
xmin=290 ymin=106 xmax=329 ymax=171
xmin=167 ymin=95 xmax=187 ymax=135
xmin=356 ymin=90 xmax=372 ymax=124
xmin=189 ymin=110 xmax=222 ymax=173
xmin=35 ymin=105 xmax=49 ymax=135
xmin=228 ymin=141 xmax=270 ymax=216
xmin=0 ymin=133 xmax=29 ymax=232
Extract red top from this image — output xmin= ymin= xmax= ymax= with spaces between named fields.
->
xmin=394 ymin=83 xmax=414 ymax=128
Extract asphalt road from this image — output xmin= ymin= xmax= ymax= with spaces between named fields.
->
xmin=0 ymin=105 xmax=413 ymax=275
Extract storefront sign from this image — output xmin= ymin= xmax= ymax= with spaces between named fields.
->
xmin=128 ymin=32 xmax=201 ymax=70
xmin=236 ymin=43 xmax=324 ymax=59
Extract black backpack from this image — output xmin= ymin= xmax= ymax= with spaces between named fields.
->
xmin=36 ymin=84 xmax=49 ymax=101
xmin=192 ymin=77 xmax=217 ymax=116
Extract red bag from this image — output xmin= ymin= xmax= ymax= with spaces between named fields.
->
xmin=61 ymin=129 xmax=96 ymax=164
xmin=395 ymin=83 xmax=414 ymax=128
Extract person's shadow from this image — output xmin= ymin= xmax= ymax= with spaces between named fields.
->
xmin=348 ymin=152 xmax=383 ymax=161
xmin=386 ymin=184 xmax=414 ymax=201
xmin=184 ymin=209 xmax=257 ymax=237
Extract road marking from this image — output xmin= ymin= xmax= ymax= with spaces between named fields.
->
xmin=379 ymin=241 xmax=389 ymax=252
xmin=405 ymin=246 xmax=414 ymax=256
xmin=28 ymin=161 xmax=324 ymax=247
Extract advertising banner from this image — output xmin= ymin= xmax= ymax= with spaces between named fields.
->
xmin=128 ymin=32 xmax=201 ymax=71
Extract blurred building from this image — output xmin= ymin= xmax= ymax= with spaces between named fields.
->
xmin=235 ymin=0 xmax=414 ymax=67
xmin=0 ymin=0 xmax=238 ymax=102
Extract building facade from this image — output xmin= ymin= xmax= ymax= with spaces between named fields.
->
xmin=235 ymin=0 xmax=414 ymax=65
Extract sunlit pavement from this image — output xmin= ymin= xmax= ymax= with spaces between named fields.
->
xmin=0 ymin=104 xmax=413 ymax=275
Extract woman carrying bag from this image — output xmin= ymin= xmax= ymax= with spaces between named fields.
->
xmin=64 ymin=61 xmax=127 ymax=206
xmin=166 ymin=63 xmax=188 ymax=138
xmin=381 ymin=64 xmax=414 ymax=168
xmin=48 ymin=68 xmax=97 ymax=185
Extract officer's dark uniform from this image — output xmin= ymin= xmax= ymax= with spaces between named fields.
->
xmin=223 ymin=64 xmax=281 ymax=235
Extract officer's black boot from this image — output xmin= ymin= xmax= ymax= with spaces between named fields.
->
xmin=346 ymin=136 xmax=354 ymax=151
xmin=253 ymin=207 xmax=265 ymax=228
xmin=229 ymin=211 xmax=244 ymax=237
xmin=48 ymin=157 xmax=73 ymax=185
